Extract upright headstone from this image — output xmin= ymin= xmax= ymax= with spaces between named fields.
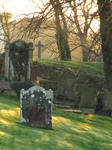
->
xmin=78 ymin=86 xmax=95 ymax=108
xmin=103 ymin=91 xmax=112 ymax=110
xmin=35 ymin=41 xmax=44 ymax=58
xmin=58 ymin=68 xmax=76 ymax=101
xmin=20 ymin=86 xmax=53 ymax=129
xmin=4 ymin=40 xmax=34 ymax=80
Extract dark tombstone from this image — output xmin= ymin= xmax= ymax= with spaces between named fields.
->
xmin=78 ymin=86 xmax=95 ymax=108
xmin=58 ymin=68 xmax=76 ymax=101
xmin=103 ymin=91 xmax=112 ymax=111
xmin=4 ymin=40 xmax=33 ymax=80
xmin=20 ymin=86 xmax=53 ymax=129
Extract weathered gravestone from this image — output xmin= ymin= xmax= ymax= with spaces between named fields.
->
xmin=77 ymin=86 xmax=95 ymax=108
xmin=103 ymin=91 xmax=112 ymax=111
xmin=58 ymin=68 xmax=76 ymax=101
xmin=20 ymin=86 xmax=53 ymax=129
xmin=4 ymin=40 xmax=34 ymax=80
xmin=58 ymin=68 xmax=95 ymax=108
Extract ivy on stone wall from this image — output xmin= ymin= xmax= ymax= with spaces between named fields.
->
xmin=9 ymin=40 xmax=30 ymax=80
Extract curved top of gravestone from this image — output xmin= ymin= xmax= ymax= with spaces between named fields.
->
xmin=58 ymin=67 xmax=77 ymax=100
xmin=11 ymin=39 xmax=29 ymax=48
xmin=60 ymin=67 xmax=77 ymax=77
xmin=5 ymin=40 xmax=34 ymax=52
xmin=9 ymin=39 xmax=33 ymax=50
xmin=21 ymin=86 xmax=46 ymax=94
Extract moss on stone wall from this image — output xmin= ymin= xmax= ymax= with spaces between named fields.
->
xmin=36 ymin=62 xmax=105 ymax=99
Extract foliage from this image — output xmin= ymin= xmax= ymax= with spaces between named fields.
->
xmin=9 ymin=40 xmax=29 ymax=80
xmin=10 ymin=80 xmax=34 ymax=98
xmin=0 ymin=95 xmax=112 ymax=149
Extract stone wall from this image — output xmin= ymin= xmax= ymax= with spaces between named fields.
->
xmin=37 ymin=63 xmax=65 ymax=97
xmin=36 ymin=62 xmax=105 ymax=99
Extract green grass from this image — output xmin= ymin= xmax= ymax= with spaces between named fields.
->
xmin=36 ymin=59 xmax=104 ymax=78
xmin=0 ymin=95 xmax=112 ymax=150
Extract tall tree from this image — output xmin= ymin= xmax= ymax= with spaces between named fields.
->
xmin=98 ymin=0 xmax=112 ymax=91
xmin=50 ymin=0 xmax=71 ymax=60
xmin=66 ymin=0 xmax=100 ymax=61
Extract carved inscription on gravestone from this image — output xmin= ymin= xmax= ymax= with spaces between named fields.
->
xmin=20 ymin=86 xmax=53 ymax=128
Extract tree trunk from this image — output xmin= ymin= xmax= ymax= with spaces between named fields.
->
xmin=50 ymin=0 xmax=71 ymax=60
xmin=81 ymin=34 xmax=89 ymax=62
xmin=55 ymin=24 xmax=66 ymax=60
xmin=82 ymin=46 xmax=89 ymax=62
xmin=98 ymin=0 xmax=112 ymax=91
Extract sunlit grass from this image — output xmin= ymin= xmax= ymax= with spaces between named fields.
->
xmin=0 ymin=131 xmax=5 ymax=136
xmin=0 ymin=107 xmax=19 ymax=125
xmin=0 ymin=95 xmax=112 ymax=150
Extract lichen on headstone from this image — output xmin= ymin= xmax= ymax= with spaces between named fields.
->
xmin=20 ymin=86 xmax=53 ymax=129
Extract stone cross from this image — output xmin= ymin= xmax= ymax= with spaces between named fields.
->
xmin=35 ymin=41 xmax=44 ymax=58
